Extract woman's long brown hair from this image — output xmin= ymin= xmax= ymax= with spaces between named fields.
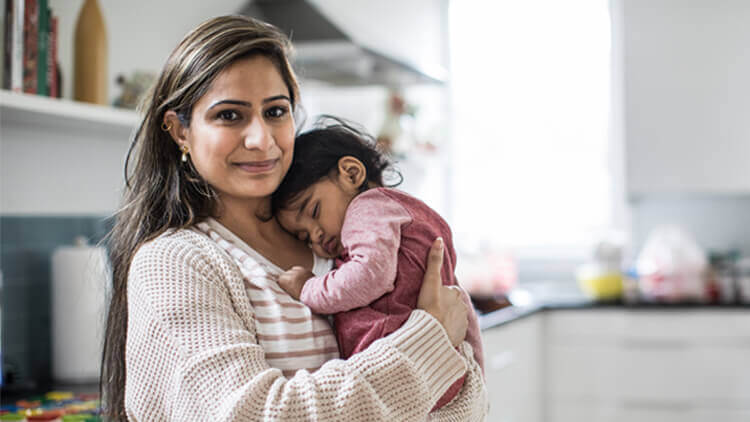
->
xmin=100 ymin=15 xmax=299 ymax=420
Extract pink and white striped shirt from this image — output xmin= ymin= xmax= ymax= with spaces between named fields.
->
xmin=196 ymin=218 xmax=339 ymax=377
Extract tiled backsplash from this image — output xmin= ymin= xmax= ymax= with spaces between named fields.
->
xmin=1 ymin=216 xmax=112 ymax=390
xmin=631 ymin=195 xmax=750 ymax=259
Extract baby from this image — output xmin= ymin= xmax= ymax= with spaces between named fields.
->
xmin=272 ymin=118 xmax=484 ymax=409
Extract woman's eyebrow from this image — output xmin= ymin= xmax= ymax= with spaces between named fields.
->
xmin=207 ymin=99 xmax=252 ymax=110
xmin=206 ymin=95 xmax=289 ymax=111
xmin=263 ymin=95 xmax=291 ymax=104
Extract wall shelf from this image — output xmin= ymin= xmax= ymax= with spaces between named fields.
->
xmin=0 ymin=89 xmax=138 ymax=133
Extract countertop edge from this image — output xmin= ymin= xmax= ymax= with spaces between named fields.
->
xmin=478 ymin=300 xmax=750 ymax=331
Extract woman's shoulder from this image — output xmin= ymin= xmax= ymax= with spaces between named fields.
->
xmin=136 ymin=226 xmax=213 ymax=257
xmin=131 ymin=225 xmax=235 ymax=279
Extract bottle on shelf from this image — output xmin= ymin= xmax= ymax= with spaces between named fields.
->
xmin=73 ymin=0 xmax=107 ymax=105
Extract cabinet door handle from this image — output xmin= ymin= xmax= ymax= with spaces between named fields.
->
xmin=621 ymin=338 xmax=690 ymax=349
xmin=621 ymin=399 xmax=692 ymax=411
xmin=490 ymin=351 xmax=514 ymax=371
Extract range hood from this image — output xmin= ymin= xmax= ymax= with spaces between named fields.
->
xmin=239 ymin=0 xmax=447 ymax=86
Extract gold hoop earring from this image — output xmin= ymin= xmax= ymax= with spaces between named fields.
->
xmin=162 ymin=121 xmax=173 ymax=132
xmin=180 ymin=145 xmax=189 ymax=162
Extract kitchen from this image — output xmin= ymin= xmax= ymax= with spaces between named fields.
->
xmin=1 ymin=0 xmax=749 ymax=421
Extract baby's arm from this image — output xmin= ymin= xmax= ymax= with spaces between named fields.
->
xmin=301 ymin=189 xmax=412 ymax=314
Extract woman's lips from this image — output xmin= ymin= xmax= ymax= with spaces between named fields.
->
xmin=234 ymin=159 xmax=279 ymax=174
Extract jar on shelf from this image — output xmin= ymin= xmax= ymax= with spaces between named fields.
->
xmin=707 ymin=249 xmax=740 ymax=304
xmin=737 ymin=257 xmax=750 ymax=304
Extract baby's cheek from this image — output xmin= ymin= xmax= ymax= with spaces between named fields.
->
xmin=277 ymin=213 xmax=297 ymax=234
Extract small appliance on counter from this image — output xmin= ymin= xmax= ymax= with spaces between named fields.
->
xmin=50 ymin=237 xmax=109 ymax=384
xmin=1 ymin=268 xmax=4 ymax=389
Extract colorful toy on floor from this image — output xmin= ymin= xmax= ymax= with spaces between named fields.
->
xmin=0 ymin=391 xmax=100 ymax=422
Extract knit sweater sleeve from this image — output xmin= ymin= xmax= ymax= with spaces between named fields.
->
xmin=428 ymin=341 xmax=489 ymax=421
xmin=124 ymin=232 xmax=484 ymax=422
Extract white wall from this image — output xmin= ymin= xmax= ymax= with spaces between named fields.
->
xmin=608 ymin=0 xmax=631 ymax=243
xmin=1 ymin=120 xmax=131 ymax=215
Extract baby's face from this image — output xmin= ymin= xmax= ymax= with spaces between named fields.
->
xmin=277 ymin=178 xmax=358 ymax=259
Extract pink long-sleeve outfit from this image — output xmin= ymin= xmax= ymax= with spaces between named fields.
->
xmin=299 ymin=187 xmax=484 ymax=409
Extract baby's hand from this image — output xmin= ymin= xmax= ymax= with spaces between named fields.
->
xmin=278 ymin=266 xmax=314 ymax=300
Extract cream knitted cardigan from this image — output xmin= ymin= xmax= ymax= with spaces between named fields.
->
xmin=124 ymin=227 xmax=488 ymax=421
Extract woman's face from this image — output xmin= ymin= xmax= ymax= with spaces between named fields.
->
xmin=181 ymin=55 xmax=295 ymax=202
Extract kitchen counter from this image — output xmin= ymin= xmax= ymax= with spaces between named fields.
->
xmin=481 ymin=297 xmax=750 ymax=422
xmin=478 ymin=289 xmax=750 ymax=331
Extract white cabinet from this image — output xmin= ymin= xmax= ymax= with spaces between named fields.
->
xmin=481 ymin=314 xmax=543 ymax=422
xmin=548 ymin=401 xmax=750 ymax=422
xmin=619 ymin=0 xmax=750 ymax=195
xmin=481 ymin=308 xmax=750 ymax=421
xmin=544 ymin=309 xmax=750 ymax=422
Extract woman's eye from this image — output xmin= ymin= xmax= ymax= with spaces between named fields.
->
xmin=312 ymin=203 xmax=320 ymax=219
xmin=217 ymin=110 xmax=240 ymax=122
xmin=265 ymin=106 xmax=288 ymax=119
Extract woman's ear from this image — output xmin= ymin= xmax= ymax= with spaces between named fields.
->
xmin=336 ymin=156 xmax=367 ymax=192
xmin=163 ymin=110 xmax=189 ymax=148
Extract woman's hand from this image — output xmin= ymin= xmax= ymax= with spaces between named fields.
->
xmin=417 ymin=238 xmax=468 ymax=347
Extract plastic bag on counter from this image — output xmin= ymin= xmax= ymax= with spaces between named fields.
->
xmin=455 ymin=249 xmax=518 ymax=298
xmin=635 ymin=225 xmax=708 ymax=302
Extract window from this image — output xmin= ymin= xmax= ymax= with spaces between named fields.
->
xmin=449 ymin=0 xmax=617 ymax=259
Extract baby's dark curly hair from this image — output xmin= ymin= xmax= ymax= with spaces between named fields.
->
xmin=271 ymin=116 xmax=401 ymax=215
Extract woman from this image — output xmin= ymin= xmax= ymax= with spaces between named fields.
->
xmin=101 ymin=15 xmax=487 ymax=421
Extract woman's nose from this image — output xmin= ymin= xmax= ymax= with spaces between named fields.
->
xmin=243 ymin=117 xmax=273 ymax=151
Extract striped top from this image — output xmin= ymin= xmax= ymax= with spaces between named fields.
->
xmin=196 ymin=218 xmax=339 ymax=377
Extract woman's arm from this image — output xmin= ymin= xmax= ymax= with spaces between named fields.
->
xmin=417 ymin=239 xmax=488 ymax=421
xmin=428 ymin=342 xmax=488 ymax=421
xmin=419 ymin=238 xmax=488 ymax=420
xmin=125 ymin=233 xmax=468 ymax=422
